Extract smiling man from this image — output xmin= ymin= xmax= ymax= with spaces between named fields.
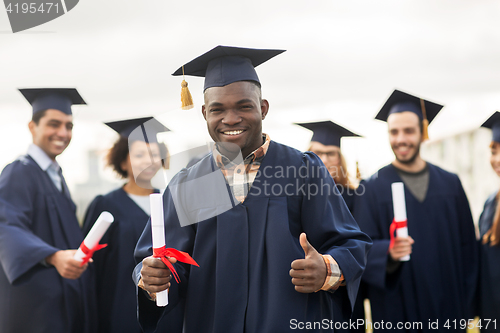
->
xmin=0 ymin=88 xmax=97 ymax=333
xmin=133 ymin=46 xmax=372 ymax=333
xmin=353 ymin=90 xmax=478 ymax=332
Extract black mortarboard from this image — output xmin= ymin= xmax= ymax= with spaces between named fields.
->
xmin=172 ymin=45 xmax=285 ymax=91
xmin=375 ymin=89 xmax=443 ymax=123
xmin=19 ymin=88 xmax=86 ymax=115
xmin=375 ymin=89 xmax=444 ymax=140
xmin=295 ymin=121 xmax=361 ymax=148
xmin=481 ymin=111 xmax=500 ymax=143
xmin=105 ymin=117 xmax=170 ymax=144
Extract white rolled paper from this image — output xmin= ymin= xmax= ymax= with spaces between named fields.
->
xmin=150 ymin=193 xmax=169 ymax=307
xmin=74 ymin=211 xmax=114 ymax=262
xmin=391 ymin=182 xmax=410 ymax=261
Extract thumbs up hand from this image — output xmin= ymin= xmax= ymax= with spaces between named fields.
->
xmin=289 ymin=233 xmax=327 ymax=293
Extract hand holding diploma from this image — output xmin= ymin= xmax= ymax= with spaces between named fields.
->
xmin=390 ymin=182 xmax=413 ymax=261
xmin=46 ymin=249 xmax=88 ymax=279
xmin=74 ymin=211 xmax=114 ymax=266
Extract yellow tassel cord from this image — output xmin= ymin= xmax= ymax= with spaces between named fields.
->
xmin=180 ymin=66 xmax=194 ymax=110
xmin=356 ymin=161 xmax=362 ymax=180
xmin=420 ymin=98 xmax=429 ymax=141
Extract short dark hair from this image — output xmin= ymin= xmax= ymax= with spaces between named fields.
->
xmin=106 ymin=136 xmax=169 ymax=179
xmin=31 ymin=109 xmax=48 ymax=125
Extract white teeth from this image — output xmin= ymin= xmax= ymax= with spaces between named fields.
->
xmin=223 ymin=130 xmax=243 ymax=135
xmin=53 ymin=141 xmax=65 ymax=146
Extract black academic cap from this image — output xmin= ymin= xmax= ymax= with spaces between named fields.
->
xmin=295 ymin=121 xmax=361 ymax=148
xmin=19 ymin=88 xmax=86 ymax=115
xmin=375 ymin=89 xmax=443 ymax=124
xmin=105 ymin=117 xmax=170 ymax=144
xmin=481 ymin=111 xmax=500 ymax=143
xmin=172 ymin=45 xmax=285 ymax=91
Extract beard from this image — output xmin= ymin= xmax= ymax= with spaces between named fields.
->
xmin=393 ymin=143 xmax=420 ymax=165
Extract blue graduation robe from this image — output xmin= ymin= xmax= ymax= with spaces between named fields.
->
xmin=478 ymin=192 xmax=500 ymax=330
xmin=353 ymin=163 xmax=478 ymax=332
xmin=0 ymin=155 xmax=97 ymax=333
xmin=134 ymin=141 xmax=372 ymax=333
xmin=83 ymin=187 xmax=183 ymax=333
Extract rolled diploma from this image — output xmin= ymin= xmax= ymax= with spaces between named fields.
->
xmin=150 ymin=193 xmax=169 ymax=307
xmin=391 ymin=182 xmax=410 ymax=261
xmin=74 ymin=211 xmax=114 ymax=262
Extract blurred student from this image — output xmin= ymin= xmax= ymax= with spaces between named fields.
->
xmin=0 ymin=88 xmax=97 ymax=333
xmin=354 ymin=90 xmax=478 ymax=332
xmin=478 ymin=111 xmax=500 ymax=331
xmin=82 ymin=117 xmax=176 ymax=333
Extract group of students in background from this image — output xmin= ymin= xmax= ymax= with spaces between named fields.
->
xmin=0 ymin=46 xmax=499 ymax=333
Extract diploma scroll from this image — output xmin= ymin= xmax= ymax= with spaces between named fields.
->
xmin=150 ymin=193 xmax=169 ymax=307
xmin=391 ymin=182 xmax=410 ymax=261
xmin=74 ymin=211 xmax=114 ymax=264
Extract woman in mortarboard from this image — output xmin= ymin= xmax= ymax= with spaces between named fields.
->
xmin=296 ymin=121 xmax=361 ymax=212
xmin=82 ymin=117 xmax=180 ymax=333
xmin=296 ymin=121 xmax=365 ymax=332
xmin=478 ymin=111 xmax=500 ymax=330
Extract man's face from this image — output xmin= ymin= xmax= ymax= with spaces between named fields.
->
xmin=202 ymin=81 xmax=269 ymax=158
xmin=29 ymin=109 xmax=73 ymax=160
xmin=387 ymin=111 xmax=422 ymax=165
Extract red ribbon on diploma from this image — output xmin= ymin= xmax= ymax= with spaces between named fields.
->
xmin=153 ymin=247 xmax=199 ymax=283
xmin=80 ymin=242 xmax=108 ymax=266
xmin=389 ymin=219 xmax=408 ymax=249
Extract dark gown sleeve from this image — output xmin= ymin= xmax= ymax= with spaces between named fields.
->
xmin=353 ymin=178 xmax=395 ymax=290
xmin=299 ymin=153 xmax=372 ymax=309
xmin=0 ymin=162 xmax=60 ymax=284
xmin=453 ymin=175 xmax=479 ymax=319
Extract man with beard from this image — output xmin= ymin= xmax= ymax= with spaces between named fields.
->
xmin=353 ymin=90 xmax=478 ymax=332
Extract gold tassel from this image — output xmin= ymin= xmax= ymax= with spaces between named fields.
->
xmin=420 ymin=98 xmax=429 ymax=141
xmin=356 ymin=161 xmax=361 ymax=180
xmin=180 ymin=66 xmax=193 ymax=110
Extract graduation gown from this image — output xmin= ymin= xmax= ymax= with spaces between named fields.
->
xmin=134 ymin=140 xmax=372 ymax=333
xmin=478 ymin=193 xmax=500 ymax=330
xmin=353 ymin=163 xmax=478 ymax=332
xmin=0 ymin=155 xmax=97 ymax=333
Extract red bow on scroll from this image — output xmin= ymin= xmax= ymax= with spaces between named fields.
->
xmin=389 ymin=219 xmax=408 ymax=249
xmin=80 ymin=242 xmax=108 ymax=266
xmin=153 ymin=247 xmax=199 ymax=283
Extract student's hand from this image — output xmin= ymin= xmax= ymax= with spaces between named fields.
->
xmin=290 ymin=233 xmax=327 ymax=293
xmin=140 ymin=256 xmax=177 ymax=293
xmin=389 ymin=236 xmax=414 ymax=261
xmin=46 ymin=250 xmax=88 ymax=279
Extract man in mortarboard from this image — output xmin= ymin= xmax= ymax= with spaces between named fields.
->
xmin=353 ymin=90 xmax=478 ymax=332
xmin=0 ymin=89 xmax=97 ymax=333
xmin=133 ymin=46 xmax=372 ymax=333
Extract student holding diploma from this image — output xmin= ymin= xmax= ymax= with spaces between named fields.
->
xmin=134 ymin=46 xmax=372 ymax=333
xmin=0 ymin=88 xmax=97 ymax=333
xmin=353 ymin=90 xmax=478 ymax=331
xmin=478 ymin=112 xmax=500 ymax=329
xmin=82 ymin=117 xmax=173 ymax=333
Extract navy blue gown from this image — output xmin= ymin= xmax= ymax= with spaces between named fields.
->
xmin=353 ymin=163 xmax=478 ymax=332
xmin=0 ymin=155 xmax=97 ymax=333
xmin=478 ymin=192 xmax=500 ymax=331
xmin=133 ymin=141 xmax=372 ymax=333
xmin=83 ymin=187 xmax=183 ymax=333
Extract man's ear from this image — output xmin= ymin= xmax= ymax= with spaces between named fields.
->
xmin=201 ymin=105 xmax=207 ymax=121
xmin=28 ymin=121 xmax=36 ymax=137
xmin=261 ymin=99 xmax=269 ymax=120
